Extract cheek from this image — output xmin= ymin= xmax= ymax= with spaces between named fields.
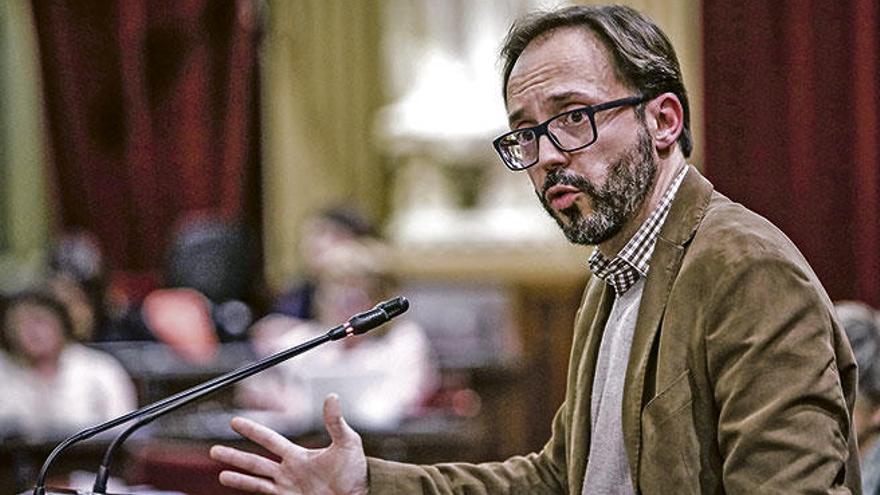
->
xmin=22 ymin=323 xmax=61 ymax=349
xmin=526 ymin=169 xmax=545 ymax=193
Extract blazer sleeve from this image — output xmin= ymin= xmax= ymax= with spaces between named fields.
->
xmin=703 ymin=253 xmax=856 ymax=493
xmin=367 ymin=401 xmax=569 ymax=495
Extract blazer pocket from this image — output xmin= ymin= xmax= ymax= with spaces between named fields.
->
xmin=640 ymin=369 xmax=700 ymax=495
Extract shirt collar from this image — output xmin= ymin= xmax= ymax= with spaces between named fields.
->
xmin=588 ymin=166 xmax=688 ymax=295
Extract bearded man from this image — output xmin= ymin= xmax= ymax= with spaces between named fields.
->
xmin=210 ymin=5 xmax=861 ymax=493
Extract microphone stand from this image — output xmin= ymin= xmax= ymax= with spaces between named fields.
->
xmin=31 ymin=296 xmax=409 ymax=495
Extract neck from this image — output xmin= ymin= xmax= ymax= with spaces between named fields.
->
xmin=33 ymin=358 xmax=60 ymax=379
xmin=597 ymin=157 xmax=687 ymax=258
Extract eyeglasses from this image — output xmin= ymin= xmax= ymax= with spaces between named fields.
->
xmin=493 ymin=95 xmax=646 ymax=171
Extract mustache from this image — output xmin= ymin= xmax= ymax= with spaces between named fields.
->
xmin=541 ymin=169 xmax=599 ymax=202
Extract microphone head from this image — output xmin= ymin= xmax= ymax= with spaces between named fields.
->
xmin=345 ymin=296 xmax=410 ymax=336
xmin=379 ymin=296 xmax=409 ymax=319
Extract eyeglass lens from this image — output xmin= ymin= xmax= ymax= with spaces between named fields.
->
xmin=498 ymin=109 xmax=596 ymax=169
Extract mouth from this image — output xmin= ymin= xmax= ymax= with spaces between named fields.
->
xmin=545 ymin=184 xmax=582 ymax=211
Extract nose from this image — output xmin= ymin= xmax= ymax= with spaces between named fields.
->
xmin=535 ymin=134 xmax=567 ymax=171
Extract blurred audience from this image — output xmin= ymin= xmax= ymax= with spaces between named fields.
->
xmin=239 ymin=240 xmax=437 ymax=430
xmin=836 ymin=300 xmax=880 ymax=494
xmin=47 ymin=230 xmax=128 ymax=341
xmin=162 ymin=212 xmax=260 ymax=342
xmin=0 ymin=290 xmax=136 ymax=440
xmin=273 ymin=207 xmax=378 ymax=320
xmin=46 ymin=272 xmax=98 ymax=342
xmin=141 ymin=287 xmax=220 ymax=364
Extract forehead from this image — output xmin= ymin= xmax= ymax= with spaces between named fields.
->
xmin=505 ymin=27 xmax=624 ymax=117
xmin=6 ymin=301 xmax=57 ymax=321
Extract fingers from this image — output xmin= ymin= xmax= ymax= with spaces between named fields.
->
xmin=218 ymin=470 xmax=278 ymax=495
xmin=210 ymin=445 xmax=278 ymax=479
xmin=323 ymin=394 xmax=360 ymax=447
xmin=230 ymin=416 xmax=305 ymax=458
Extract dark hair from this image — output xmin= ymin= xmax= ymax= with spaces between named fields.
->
xmin=0 ymin=291 xmax=74 ymax=353
xmin=500 ymin=5 xmax=693 ymax=157
xmin=319 ymin=207 xmax=377 ymax=239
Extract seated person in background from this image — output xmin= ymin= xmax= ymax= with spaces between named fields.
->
xmin=273 ymin=207 xmax=378 ymax=320
xmin=238 ymin=242 xmax=437 ymax=430
xmin=0 ymin=290 xmax=137 ymax=440
xmin=836 ymin=301 xmax=880 ymax=495
xmin=46 ymin=230 xmax=123 ymax=342
xmin=141 ymin=286 xmax=221 ymax=364
xmin=46 ymin=272 xmax=99 ymax=343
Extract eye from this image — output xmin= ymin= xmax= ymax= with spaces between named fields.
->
xmin=517 ymin=129 xmax=536 ymax=144
xmin=562 ymin=109 xmax=589 ymax=126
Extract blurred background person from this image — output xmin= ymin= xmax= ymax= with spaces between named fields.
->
xmin=160 ymin=212 xmax=262 ymax=343
xmin=836 ymin=300 xmax=880 ymax=495
xmin=272 ymin=207 xmax=379 ymax=321
xmin=45 ymin=230 xmax=159 ymax=342
xmin=239 ymin=240 xmax=438 ymax=431
xmin=0 ymin=290 xmax=136 ymax=440
xmin=46 ymin=230 xmax=117 ymax=341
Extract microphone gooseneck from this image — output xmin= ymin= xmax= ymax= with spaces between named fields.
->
xmin=31 ymin=296 xmax=409 ymax=495
xmin=88 ymin=296 xmax=410 ymax=494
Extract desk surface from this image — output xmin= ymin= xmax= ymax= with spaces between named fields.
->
xmin=2 ymin=411 xmax=491 ymax=495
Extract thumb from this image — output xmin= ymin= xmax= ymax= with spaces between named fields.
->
xmin=323 ymin=393 xmax=360 ymax=447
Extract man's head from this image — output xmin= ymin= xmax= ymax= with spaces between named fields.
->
xmin=500 ymin=5 xmax=691 ymax=156
xmin=1 ymin=291 xmax=73 ymax=366
xmin=496 ymin=6 xmax=689 ymax=248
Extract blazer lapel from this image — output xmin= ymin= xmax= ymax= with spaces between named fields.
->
xmin=569 ymin=274 xmax=615 ymax=495
xmin=621 ymin=166 xmax=714 ymax=488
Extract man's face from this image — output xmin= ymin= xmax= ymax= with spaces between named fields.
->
xmin=4 ymin=302 xmax=66 ymax=364
xmin=505 ymin=27 xmax=657 ymax=246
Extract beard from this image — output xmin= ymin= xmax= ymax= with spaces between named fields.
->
xmin=537 ymin=127 xmax=657 ymax=245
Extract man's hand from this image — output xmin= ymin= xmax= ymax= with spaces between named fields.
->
xmin=210 ymin=394 xmax=368 ymax=495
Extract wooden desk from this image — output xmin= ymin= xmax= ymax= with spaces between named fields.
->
xmin=0 ymin=437 xmax=114 ymax=494
xmin=125 ymin=414 xmax=490 ymax=495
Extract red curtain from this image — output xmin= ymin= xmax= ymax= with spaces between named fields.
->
xmin=703 ymin=0 xmax=880 ymax=307
xmin=32 ymin=0 xmax=262 ymax=300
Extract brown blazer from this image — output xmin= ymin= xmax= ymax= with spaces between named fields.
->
xmin=368 ymin=167 xmax=861 ymax=494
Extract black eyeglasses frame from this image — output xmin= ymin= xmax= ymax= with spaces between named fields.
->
xmin=493 ymin=95 xmax=647 ymax=171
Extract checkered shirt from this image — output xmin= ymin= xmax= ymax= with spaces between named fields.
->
xmin=588 ymin=167 xmax=688 ymax=295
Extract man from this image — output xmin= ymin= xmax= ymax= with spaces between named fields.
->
xmin=210 ymin=5 xmax=860 ymax=493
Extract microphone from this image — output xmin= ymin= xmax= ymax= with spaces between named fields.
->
xmin=31 ymin=296 xmax=409 ymax=495
xmin=91 ymin=295 xmax=410 ymax=493
xmin=335 ymin=296 xmax=410 ymax=337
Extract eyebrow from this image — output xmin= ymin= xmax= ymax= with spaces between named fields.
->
xmin=507 ymin=90 xmax=597 ymax=126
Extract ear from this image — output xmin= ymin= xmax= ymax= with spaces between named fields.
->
xmin=645 ymin=93 xmax=684 ymax=154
